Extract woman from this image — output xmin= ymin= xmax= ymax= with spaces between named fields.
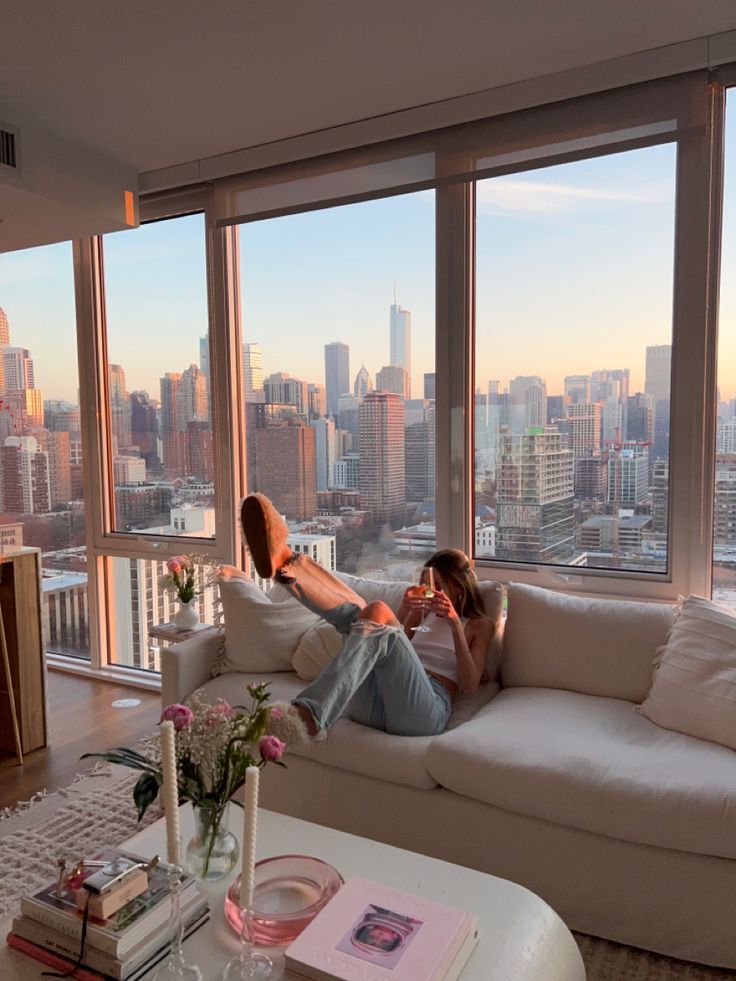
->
xmin=241 ymin=493 xmax=494 ymax=740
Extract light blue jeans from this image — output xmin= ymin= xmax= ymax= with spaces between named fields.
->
xmin=293 ymin=613 xmax=453 ymax=737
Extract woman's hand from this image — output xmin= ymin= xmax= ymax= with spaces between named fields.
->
xmin=427 ymin=589 xmax=459 ymax=620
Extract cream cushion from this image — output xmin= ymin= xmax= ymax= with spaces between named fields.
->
xmin=215 ymin=572 xmax=317 ymax=674
xmin=426 ymin=687 xmax=736 ymax=860
xmin=638 ymin=594 xmax=736 ymax=751
xmin=502 ymin=583 xmax=674 ymax=702
xmin=200 ymin=669 xmax=499 ymax=790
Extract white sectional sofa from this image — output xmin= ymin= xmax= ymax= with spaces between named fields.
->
xmin=161 ymin=577 xmax=736 ymax=970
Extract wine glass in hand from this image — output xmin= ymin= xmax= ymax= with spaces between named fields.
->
xmin=410 ymin=566 xmax=436 ymax=633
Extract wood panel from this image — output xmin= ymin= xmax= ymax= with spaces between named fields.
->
xmin=0 ymin=670 xmax=161 ymax=810
xmin=0 ymin=549 xmax=45 ymax=754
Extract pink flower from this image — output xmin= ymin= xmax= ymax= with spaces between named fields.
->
xmin=167 ymin=557 xmax=182 ymax=575
xmin=259 ymin=735 xmax=286 ymax=762
xmin=212 ymin=700 xmax=233 ymax=718
xmin=270 ymin=707 xmax=283 ymax=720
xmin=160 ymin=703 xmax=194 ymax=731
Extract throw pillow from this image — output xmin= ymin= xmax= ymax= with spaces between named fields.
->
xmin=501 ymin=583 xmax=675 ymax=702
xmin=215 ymin=570 xmax=318 ymax=674
xmin=638 ymin=594 xmax=736 ymax=751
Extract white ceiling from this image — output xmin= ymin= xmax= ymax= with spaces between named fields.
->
xmin=4 ymin=0 xmax=736 ymax=175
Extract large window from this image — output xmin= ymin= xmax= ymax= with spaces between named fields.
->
xmin=0 ymin=242 xmax=89 ymax=659
xmin=714 ymin=89 xmax=736 ymax=607
xmin=237 ymin=192 xmax=435 ymax=581
xmin=474 ymin=146 xmax=676 ymax=573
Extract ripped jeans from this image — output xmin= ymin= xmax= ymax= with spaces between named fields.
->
xmin=292 ymin=607 xmax=453 ymax=737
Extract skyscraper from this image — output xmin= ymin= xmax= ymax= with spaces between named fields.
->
xmin=564 ymin=375 xmax=591 ymax=404
xmin=2 ymin=435 xmax=50 ymax=513
xmin=312 ymin=416 xmax=336 ymax=492
xmin=0 ymin=307 xmax=9 ymax=346
xmin=496 ymin=428 xmax=574 ymax=563
xmin=255 ymin=418 xmax=316 ymax=521
xmin=424 ymin=373 xmax=436 ymax=400
xmin=405 ymin=403 xmax=435 ymax=504
xmin=160 ymin=372 xmax=182 ymax=474
xmin=627 ymin=392 xmax=655 ymax=443
xmin=108 ymin=363 xmax=131 ymax=453
xmin=509 ymin=375 xmax=547 ymax=433
xmin=3 ymin=347 xmax=35 ymax=393
xmin=243 ymin=342 xmax=264 ymax=403
xmin=607 ymin=443 xmax=649 ymax=506
xmin=389 ymin=297 xmax=411 ymax=396
xmin=376 ymin=364 xmax=410 ymax=398
xmin=264 ymin=372 xmax=308 ymax=415
xmin=359 ymin=391 xmax=405 ymax=522
xmin=324 ymin=341 xmax=349 ymax=417
xmin=645 ymin=345 xmax=672 ymax=403
xmin=567 ymin=402 xmax=601 ymax=457
xmin=353 ymin=365 xmax=372 ymax=399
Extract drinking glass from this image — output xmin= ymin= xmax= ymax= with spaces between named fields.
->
xmin=410 ymin=566 xmax=436 ymax=633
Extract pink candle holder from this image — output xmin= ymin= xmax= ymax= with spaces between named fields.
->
xmin=225 ymin=855 xmax=343 ymax=947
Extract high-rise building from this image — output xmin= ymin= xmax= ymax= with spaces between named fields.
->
xmin=243 ymin=343 xmax=264 ymax=403
xmin=607 ymin=443 xmax=649 ymax=506
xmin=130 ymin=390 xmax=160 ymax=472
xmin=564 ymin=375 xmax=591 ymax=404
xmin=389 ymin=298 xmax=411 ymax=395
xmin=359 ymin=391 xmax=405 ymax=522
xmin=337 ymin=394 xmax=360 ymax=450
xmin=376 ymin=364 xmax=410 ymax=398
xmin=3 ymin=347 xmax=34 ymax=393
xmin=645 ymin=345 xmax=672 ymax=403
xmin=573 ymin=455 xmax=608 ymax=499
xmin=627 ymin=392 xmax=655 ymax=443
xmin=44 ymin=401 xmax=80 ymax=432
xmin=43 ymin=430 xmax=72 ymax=505
xmin=509 ymin=375 xmax=547 ymax=432
xmin=592 ymin=368 xmax=630 ymax=445
xmin=405 ymin=404 xmax=435 ymax=504
xmin=547 ymin=395 xmax=569 ymax=424
xmin=186 ymin=420 xmax=214 ymax=481
xmin=178 ymin=364 xmax=208 ymax=424
xmin=160 ymin=372 xmax=182 ymax=474
xmin=2 ymin=435 xmax=50 ymax=513
xmin=333 ymin=453 xmax=360 ymax=489
xmin=109 ymin=363 xmax=131 ymax=453
xmin=0 ymin=307 xmax=9 ymax=346
xmin=199 ymin=336 xmax=209 ymax=392
xmin=7 ymin=388 xmax=44 ymax=432
xmin=255 ymin=418 xmax=316 ymax=521
xmin=311 ymin=416 xmax=336 ymax=492
xmin=307 ymin=383 xmax=326 ymax=420
xmin=567 ymin=403 xmax=601 ymax=458
xmin=264 ymin=372 xmax=308 ymax=415
xmin=324 ymin=341 xmax=349 ymax=417
xmin=353 ymin=365 xmax=372 ymax=400
xmin=115 ymin=483 xmax=173 ymax=529
xmin=424 ymin=373 xmax=436 ymax=400
xmin=652 ymin=459 xmax=669 ymax=535
xmin=496 ymin=428 xmax=574 ymax=563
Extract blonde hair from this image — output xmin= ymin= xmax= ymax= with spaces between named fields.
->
xmin=423 ymin=549 xmax=487 ymax=620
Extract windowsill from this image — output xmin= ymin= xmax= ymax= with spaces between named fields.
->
xmin=46 ymin=652 xmax=162 ymax=692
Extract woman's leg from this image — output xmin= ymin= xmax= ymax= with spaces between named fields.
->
xmin=294 ymin=602 xmax=451 ymax=737
xmin=240 ymin=493 xmax=365 ymax=631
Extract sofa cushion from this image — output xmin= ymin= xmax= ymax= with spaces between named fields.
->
xmin=198 ymin=670 xmax=499 ymax=791
xmin=425 ymin=687 xmax=736 ymax=860
xmin=502 ymin=583 xmax=674 ymax=702
xmin=638 ymin=594 xmax=736 ymax=751
xmin=215 ymin=571 xmax=317 ymax=674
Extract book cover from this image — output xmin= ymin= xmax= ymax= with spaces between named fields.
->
xmin=11 ymin=901 xmax=209 ymax=980
xmin=284 ymin=877 xmax=479 ymax=981
xmin=19 ymin=846 xmax=199 ymax=957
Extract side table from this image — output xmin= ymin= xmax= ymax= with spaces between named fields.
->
xmin=149 ymin=622 xmax=214 ymax=673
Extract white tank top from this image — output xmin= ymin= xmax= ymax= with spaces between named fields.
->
xmin=411 ymin=613 xmax=467 ymax=686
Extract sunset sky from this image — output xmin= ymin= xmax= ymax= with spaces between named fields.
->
xmin=1 ymin=98 xmax=734 ymax=406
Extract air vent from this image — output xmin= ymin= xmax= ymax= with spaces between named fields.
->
xmin=0 ymin=127 xmax=18 ymax=170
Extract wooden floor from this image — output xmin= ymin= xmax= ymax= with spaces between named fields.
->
xmin=0 ymin=670 xmax=161 ymax=811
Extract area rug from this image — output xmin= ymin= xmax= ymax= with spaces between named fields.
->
xmin=0 ymin=768 xmax=732 ymax=980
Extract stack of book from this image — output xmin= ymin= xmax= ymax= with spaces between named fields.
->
xmin=6 ymin=845 xmax=209 ymax=981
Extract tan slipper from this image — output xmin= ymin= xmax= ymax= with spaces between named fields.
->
xmin=240 ymin=493 xmax=290 ymax=578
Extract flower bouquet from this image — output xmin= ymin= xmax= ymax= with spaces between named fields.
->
xmin=83 ymin=684 xmax=286 ymax=879
xmin=160 ymin=555 xmax=197 ymax=604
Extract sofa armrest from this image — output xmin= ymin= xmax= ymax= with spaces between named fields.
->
xmin=160 ymin=628 xmax=223 ymax=707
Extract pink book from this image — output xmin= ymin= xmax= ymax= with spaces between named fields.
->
xmin=284 ymin=877 xmax=479 ymax=981
xmin=7 ymin=931 xmax=105 ymax=980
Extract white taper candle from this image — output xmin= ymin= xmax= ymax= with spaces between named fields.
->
xmin=240 ymin=765 xmax=260 ymax=908
xmin=159 ymin=720 xmax=181 ymax=866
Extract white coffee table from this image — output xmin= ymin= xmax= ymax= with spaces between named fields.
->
xmin=1 ymin=806 xmax=586 ymax=979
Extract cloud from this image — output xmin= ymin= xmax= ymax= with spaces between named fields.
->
xmin=475 ymin=177 xmax=672 ymax=215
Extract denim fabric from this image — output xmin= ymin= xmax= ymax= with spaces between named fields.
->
xmin=293 ymin=619 xmax=453 ymax=737
xmin=278 ymin=577 xmax=362 ymax=635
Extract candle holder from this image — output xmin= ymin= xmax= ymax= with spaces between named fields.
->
xmin=221 ymin=906 xmax=273 ymax=980
xmin=153 ymin=863 xmax=203 ymax=981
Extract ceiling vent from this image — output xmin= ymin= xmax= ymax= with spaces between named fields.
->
xmin=0 ymin=125 xmax=18 ymax=172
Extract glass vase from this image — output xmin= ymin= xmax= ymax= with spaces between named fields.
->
xmin=184 ymin=802 xmax=239 ymax=881
xmin=173 ymin=599 xmax=199 ymax=630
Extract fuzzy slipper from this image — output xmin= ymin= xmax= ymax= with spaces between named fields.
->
xmin=240 ymin=493 xmax=290 ymax=578
xmin=267 ymin=701 xmax=326 ymax=746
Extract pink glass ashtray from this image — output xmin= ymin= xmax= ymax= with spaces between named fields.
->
xmin=224 ymin=855 xmax=343 ymax=947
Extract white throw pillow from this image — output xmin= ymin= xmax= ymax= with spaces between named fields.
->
xmin=216 ymin=574 xmax=317 ymax=674
xmin=292 ymin=621 xmax=344 ymax=681
xmin=502 ymin=583 xmax=675 ymax=702
xmin=638 ymin=594 xmax=736 ymax=751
